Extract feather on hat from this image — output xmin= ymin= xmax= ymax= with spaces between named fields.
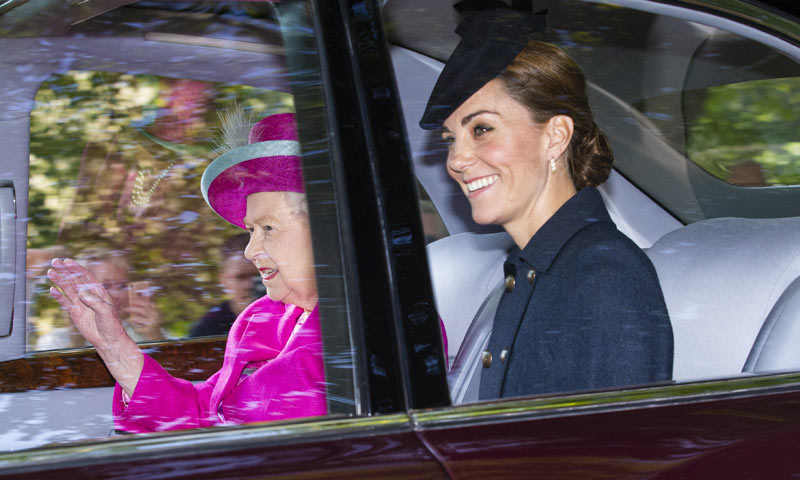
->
xmin=201 ymin=109 xmax=303 ymax=230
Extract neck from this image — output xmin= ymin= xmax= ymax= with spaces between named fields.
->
xmin=291 ymin=296 xmax=317 ymax=312
xmin=504 ymin=176 xmax=577 ymax=249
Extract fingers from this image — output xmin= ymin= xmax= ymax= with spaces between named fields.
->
xmin=62 ymin=259 xmax=115 ymax=304
xmin=78 ymin=285 xmax=116 ymax=316
xmin=49 ymin=258 xmax=114 ymax=305
xmin=48 ymin=266 xmax=80 ymax=305
xmin=49 ymin=285 xmax=72 ymax=309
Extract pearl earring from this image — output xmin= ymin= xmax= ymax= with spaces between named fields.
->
xmin=549 ymin=157 xmax=557 ymax=174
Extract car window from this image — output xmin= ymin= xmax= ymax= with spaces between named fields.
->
xmin=26 ymin=71 xmax=288 ymax=350
xmin=555 ymin=2 xmax=800 ymax=223
xmin=635 ymin=77 xmax=800 ymax=187
xmin=383 ymin=0 xmax=800 ymax=404
xmin=0 ymin=0 xmax=361 ymax=450
xmin=418 ymin=184 xmax=448 ymax=244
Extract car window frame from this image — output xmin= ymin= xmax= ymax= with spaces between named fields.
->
xmin=0 ymin=0 xmax=449 ymax=445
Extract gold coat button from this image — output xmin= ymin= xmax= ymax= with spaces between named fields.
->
xmin=481 ymin=350 xmax=493 ymax=368
xmin=504 ymin=274 xmax=515 ymax=292
xmin=500 ymin=349 xmax=509 ymax=363
xmin=527 ymin=269 xmax=536 ymax=284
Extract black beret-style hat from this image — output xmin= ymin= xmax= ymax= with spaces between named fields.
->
xmin=419 ymin=1 xmax=547 ymax=130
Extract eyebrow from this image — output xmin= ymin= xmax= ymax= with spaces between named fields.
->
xmin=441 ymin=109 xmax=499 ymax=134
xmin=242 ymin=212 xmax=277 ymax=226
xmin=461 ymin=109 xmax=498 ymax=127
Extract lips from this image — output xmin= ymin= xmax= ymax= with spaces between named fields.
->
xmin=465 ymin=174 xmax=499 ymax=193
xmin=259 ymin=267 xmax=278 ymax=281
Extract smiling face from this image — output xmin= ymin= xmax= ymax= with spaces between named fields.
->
xmin=442 ymin=79 xmax=576 ymax=246
xmin=242 ymin=191 xmax=317 ymax=311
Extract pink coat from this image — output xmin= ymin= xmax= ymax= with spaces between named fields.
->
xmin=113 ymin=296 xmax=326 ymax=433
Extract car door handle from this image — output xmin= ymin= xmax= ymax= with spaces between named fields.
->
xmin=0 ymin=180 xmax=16 ymax=338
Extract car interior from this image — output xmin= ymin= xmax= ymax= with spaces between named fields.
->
xmin=385 ymin=0 xmax=800 ymax=395
xmin=0 ymin=0 xmax=799 ymax=451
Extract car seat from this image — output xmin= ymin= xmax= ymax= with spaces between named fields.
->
xmin=646 ymin=216 xmax=800 ymax=381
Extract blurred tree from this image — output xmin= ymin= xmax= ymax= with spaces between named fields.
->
xmin=686 ymin=77 xmax=800 ymax=186
xmin=28 ymin=70 xmax=293 ymax=344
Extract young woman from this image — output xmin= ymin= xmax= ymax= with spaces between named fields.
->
xmin=421 ymin=9 xmax=673 ymax=399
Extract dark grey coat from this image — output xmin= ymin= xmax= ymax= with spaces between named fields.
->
xmin=479 ymin=187 xmax=674 ymax=400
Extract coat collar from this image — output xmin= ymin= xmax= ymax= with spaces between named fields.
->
xmin=507 ymin=187 xmax=613 ymax=272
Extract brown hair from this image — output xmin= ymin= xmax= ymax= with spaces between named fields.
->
xmin=498 ymin=40 xmax=613 ymax=190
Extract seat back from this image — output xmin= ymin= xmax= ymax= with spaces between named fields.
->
xmin=427 ymin=231 xmax=514 ymax=365
xmin=646 ymin=217 xmax=800 ymax=381
xmin=744 ymin=275 xmax=800 ymax=374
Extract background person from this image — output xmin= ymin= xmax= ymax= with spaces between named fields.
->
xmin=188 ymin=234 xmax=259 ymax=337
xmin=420 ymin=5 xmax=673 ymax=400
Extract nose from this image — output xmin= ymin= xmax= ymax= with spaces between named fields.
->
xmin=243 ymin=231 xmax=263 ymax=261
xmin=446 ymin=139 xmax=474 ymax=175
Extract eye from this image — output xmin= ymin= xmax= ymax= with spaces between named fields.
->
xmin=246 ymin=227 xmax=255 ymax=235
xmin=473 ymin=124 xmax=492 ymax=137
xmin=262 ymin=225 xmax=273 ymax=233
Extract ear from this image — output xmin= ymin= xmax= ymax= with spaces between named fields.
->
xmin=545 ymin=115 xmax=574 ymax=160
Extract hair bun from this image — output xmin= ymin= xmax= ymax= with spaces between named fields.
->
xmin=570 ymin=122 xmax=613 ymax=190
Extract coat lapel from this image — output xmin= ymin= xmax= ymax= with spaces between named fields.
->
xmin=209 ymin=298 xmax=301 ymax=420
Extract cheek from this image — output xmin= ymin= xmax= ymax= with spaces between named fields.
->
xmin=483 ymin=140 xmax=521 ymax=169
xmin=297 ymin=230 xmax=316 ymax=274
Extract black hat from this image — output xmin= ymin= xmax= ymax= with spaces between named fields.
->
xmin=419 ymin=2 xmax=547 ymax=130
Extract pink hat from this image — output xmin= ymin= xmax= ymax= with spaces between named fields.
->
xmin=201 ymin=113 xmax=304 ymax=229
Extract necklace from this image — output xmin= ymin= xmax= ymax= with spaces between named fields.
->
xmin=131 ymin=160 xmax=176 ymax=206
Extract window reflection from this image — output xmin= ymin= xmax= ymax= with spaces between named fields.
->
xmin=632 ymin=78 xmax=800 ymax=187
xmin=26 ymin=70 xmax=293 ymax=350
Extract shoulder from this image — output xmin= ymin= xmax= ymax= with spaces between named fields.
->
xmin=565 ymin=222 xmax=656 ymax=277
xmin=553 ymin=222 xmax=666 ymax=311
xmin=190 ymin=302 xmax=235 ymax=336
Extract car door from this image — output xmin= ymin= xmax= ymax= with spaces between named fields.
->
xmin=0 ymin=0 xmax=449 ymax=477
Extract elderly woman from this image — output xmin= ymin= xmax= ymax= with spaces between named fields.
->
xmin=421 ymin=8 xmax=673 ymax=399
xmin=48 ymin=113 xmax=327 ymax=432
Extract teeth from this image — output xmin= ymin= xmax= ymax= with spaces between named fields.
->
xmin=466 ymin=175 xmax=498 ymax=192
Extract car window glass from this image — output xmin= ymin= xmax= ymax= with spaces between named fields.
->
xmin=1 ymin=0 xmax=358 ymax=451
xmin=417 ymin=183 xmax=449 ymax=244
xmin=383 ymin=0 xmax=800 ymax=405
xmin=553 ymin=2 xmax=800 ymax=222
xmin=634 ymin=77 xmax=800 ymax=187
xmin=26 ymin=72 xmax=288 ymax=349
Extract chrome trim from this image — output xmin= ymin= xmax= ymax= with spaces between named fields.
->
xmin=584 ymin=0 xmax=799 ymax=52
xmin=0 ymin=413 xmax=412 ymax=473
xmin=412 ymin=372 xmax=800 ymax=428
xmin=0 ymin=0 xmax=27 ymax=16
xmin=681 ymin=0 xmax=800 ymax=38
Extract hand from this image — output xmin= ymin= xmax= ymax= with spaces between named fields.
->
xmin=127 ymin=281 xmax=164 ymax=341
xmin=48 ymin=258 xmax=128 ymax=349
xmin=48 ymin=258 xmax=143 ymax=396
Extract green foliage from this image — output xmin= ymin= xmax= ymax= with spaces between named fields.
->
xmin=28 ymin=70 xmax=293 ymax=346
xmin=686 ymin=77 xmax=800 ymax=186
